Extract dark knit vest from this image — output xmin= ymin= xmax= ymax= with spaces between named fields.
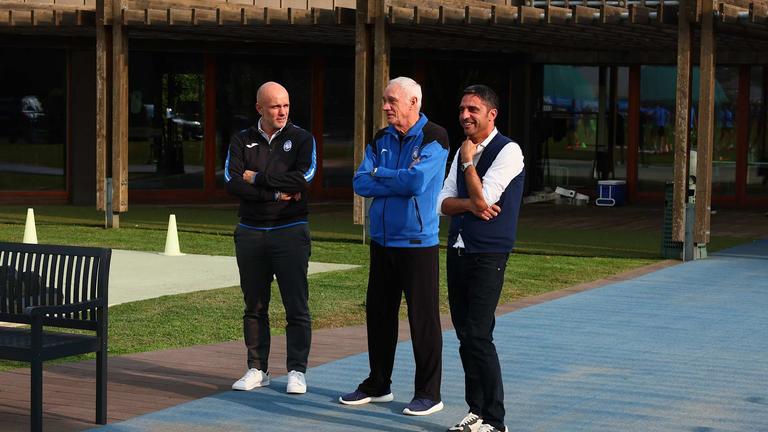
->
xmin=447 ymin=133 xmax=525 ymax=253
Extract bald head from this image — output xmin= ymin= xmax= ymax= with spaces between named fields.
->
xmin=256 ymin=81 xmax=290 ymax=135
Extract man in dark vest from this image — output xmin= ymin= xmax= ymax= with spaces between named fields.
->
xmin=438 ymin=85 xmax=525 ymax=432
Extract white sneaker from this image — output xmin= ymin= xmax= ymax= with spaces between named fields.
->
xmin=232 ymin=368 xmax=270 ymax=391
xmin=286 ymin=370 xmax=307 ymax=394
xmin=448 ymin=412 xmax=483 ymax=432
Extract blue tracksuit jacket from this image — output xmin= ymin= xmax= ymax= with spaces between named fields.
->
xmin=353 ymin=114 xmax=449 ymax=248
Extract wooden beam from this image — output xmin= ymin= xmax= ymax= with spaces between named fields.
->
xmin=545 ymin=5 xmax=571 ymax=24
xmin=672 ymin=0 xmax=692 ymax=244
xmin=96 ymin=0 xmax=109 ymax=214
xmin=372 ymin=0 xmax=389 ymax=131
xmin=719 ymin=2 xmax=748 ymax=23
xmin=629 ymin=4 xmax=651 ymax=24
xmin=112 ymin=0 xmax=129 ymax=226
xmin=490 ymin=4 xmax=519 ymax=25
xmin=573 ymin=5 xmax=599 ymax=24
xmin=438 ymin=5 xmax=465 ymax=24
xmin=519 ymin=5 xmax=543 ymax=23
xmin=600 ymin=4 xmax=627 ymax=24
xmin=750 ymin=0 xmax=768 ymax=23
xmin=695 ymin=0 xmax=715 ymax=246
xmin=353 ymin=0 xmax=372 ymax=226
xmin=388 ymin=5 xmax=413 ymax=24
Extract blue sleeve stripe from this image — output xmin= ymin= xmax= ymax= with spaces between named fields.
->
xmin=224 ymin=145 xmax=232 ymax=182
xmin=303 ymin=137 xmax=317 ymax=183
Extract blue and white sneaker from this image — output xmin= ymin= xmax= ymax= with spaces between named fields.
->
xmin=339 ymin=389 xmax=394 ymax=405
xmin=403 ymin=398 xmax=444 ymax=416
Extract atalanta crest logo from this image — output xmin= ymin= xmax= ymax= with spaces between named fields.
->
xmin=283 ymin=140 xmax=293 ymax=152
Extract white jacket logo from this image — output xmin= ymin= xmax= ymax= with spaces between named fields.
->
xmin=283 ymin=140 xmax=293 ymax=152
xmin=246 ymin=143 xmax=258 ymax=148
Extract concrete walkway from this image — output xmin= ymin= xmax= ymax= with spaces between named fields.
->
xmin=92 ymin=239 xmax=768 ymax=432
xmin=108 ymin=250 xmax=358 ymax=306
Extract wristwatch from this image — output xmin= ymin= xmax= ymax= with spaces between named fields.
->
xmin=460 ymin=160 xmax=473 ymax=172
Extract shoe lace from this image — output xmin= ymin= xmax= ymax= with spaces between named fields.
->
xmin=459 ymin=413 xmax=480 ymax=426
xmin=243 ymin=369 xmax=262 ymax=380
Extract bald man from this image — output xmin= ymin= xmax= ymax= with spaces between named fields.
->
xmin=225 ymin=81 xmax=317 ymax=395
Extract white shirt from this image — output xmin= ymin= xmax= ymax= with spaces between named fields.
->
xmin=437 ymin=128 xmax=525 ymax=248
xmin=258 ymin=118 xmax=285 ymax=144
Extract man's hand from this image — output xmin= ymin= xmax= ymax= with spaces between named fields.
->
xmin=277 ymin=192 xmax=302 ymax=201
xmin=243 ymin=170 xmax=258 ymax=184
xmin=459 ymin=138 xmax=479 ymax=165
xmin=471 ymin=203 xmax=501 ymax=221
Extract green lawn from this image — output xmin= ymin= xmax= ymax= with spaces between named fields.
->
xmin=0 ymin=202 xmax=717 ymax=371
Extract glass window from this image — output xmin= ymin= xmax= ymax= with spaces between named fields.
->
xmin=540 ymin=65 xmax=599 ymax=189
xmin=216 ymin=56 xmax=311 ymax=188
xmin=638 ymin=65 xmax=676 ymax=193
xmin=323 ymin=59 xmax=354 ymax=189
xmin=710 ymin=66 xmax=739 ymax=196
xmin=0 ymin=48 xmax=66 ymax=191
xmin=129 ymin=53 xmax=205 ymax=190
xmin=748 ymin=66 xmax=768 ymax=197
xmin=640 ymin=66 xmax=739 ymax=195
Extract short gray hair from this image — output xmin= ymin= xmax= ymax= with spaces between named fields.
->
xmin=388 ymin=76 xmax=422 ymax=110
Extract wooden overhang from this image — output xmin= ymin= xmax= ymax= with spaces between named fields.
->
xmin=1 ymin=0 xmax=767 ymax=60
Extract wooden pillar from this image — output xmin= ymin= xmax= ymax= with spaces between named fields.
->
xmin=695 ymin=0 xmax=716 ymax=248
xmin=353 ymin=0 xmax=373 ymax=225
xmin=672 ymin=0 xmax=692 ymax=243
xmin=96 ymin=0 xmax=109 ymax=217
xmin=111 ymin=0 xmax=129 ymax=228
xmin=372 ymin=0 xmax=389 ymax=132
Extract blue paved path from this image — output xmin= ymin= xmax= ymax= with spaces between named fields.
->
xmin=92 ymin=240 xmax=768 ymax=432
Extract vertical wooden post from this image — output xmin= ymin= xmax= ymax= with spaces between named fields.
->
xmin=372 ymin=0 xmax=389 ymax=132
xmin=353 ymin=0 xmax=373 ymax=225
xmin=111 ymin=0 xmax=129 ymax=228
xmin=695 ymin=0 xmax=716 ymax=248
xmin=96 ymin=0 xmax=109 ymax=216
xmin=672 ymin=0 xmax=692 ymax=244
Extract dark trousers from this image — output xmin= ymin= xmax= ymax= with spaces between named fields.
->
xmin=234 ymin=223 xmax=312 ymax=373
xmin=358 ymin=241 xmax=442 ymax=402
xmin=447 ymin=248 xmax=508 ymax=429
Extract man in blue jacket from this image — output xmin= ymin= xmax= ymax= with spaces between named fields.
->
xmin=339 ymin=77 xmax=449 ymax=416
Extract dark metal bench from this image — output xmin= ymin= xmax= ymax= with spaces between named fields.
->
xmin=0 ymin=242 xmax=111 ymax=432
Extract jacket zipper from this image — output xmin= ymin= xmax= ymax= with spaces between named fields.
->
xmin=413 ymin=197 xmax=423 ymax=232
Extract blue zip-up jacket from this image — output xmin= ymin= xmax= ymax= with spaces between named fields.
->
xmin=353 ymin=114 xmax=449 ymax=248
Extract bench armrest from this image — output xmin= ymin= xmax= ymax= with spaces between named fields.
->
xmin=24 ymin=300 xmax=104 ymax=316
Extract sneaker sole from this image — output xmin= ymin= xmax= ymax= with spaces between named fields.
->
xmin=339 ymin=392 xmax=394 ymax=405
xmin=231 ymin=378 xmax=271 ymax=391
xmin=403 ymin=401 xmax=444 ymax=416
xmin=286 ymin=386 xmax=307 ymax=394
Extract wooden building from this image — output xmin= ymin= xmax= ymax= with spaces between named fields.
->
xmin=1 ymin=0 xmax=767 ymax=250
